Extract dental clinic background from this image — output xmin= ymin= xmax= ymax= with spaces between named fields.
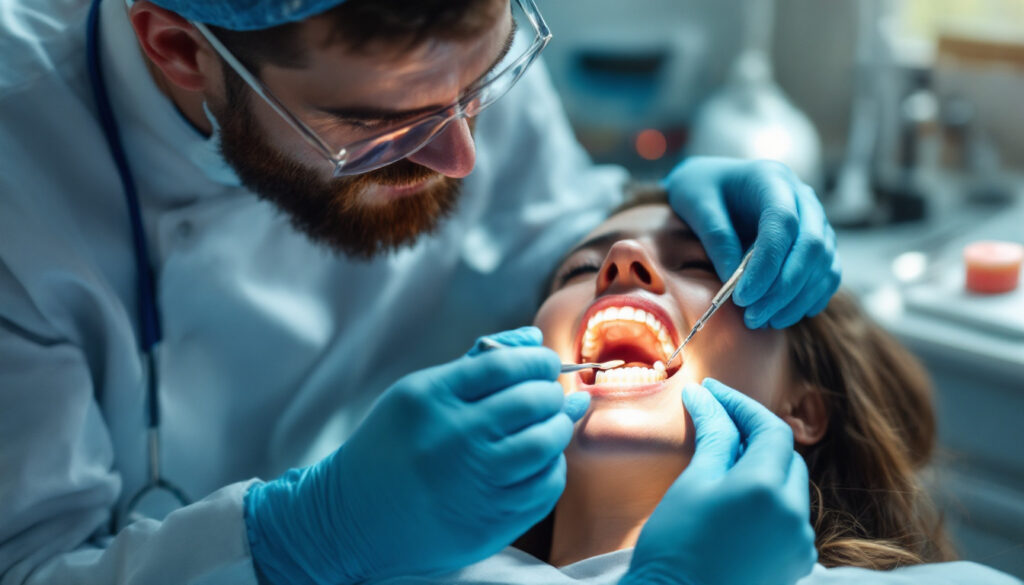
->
xmin=539 ymin=0 xmax=1024 ymax=576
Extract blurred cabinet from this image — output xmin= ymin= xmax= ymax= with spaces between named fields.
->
xmin=853 ymin=197 xmax=1024 ymax=578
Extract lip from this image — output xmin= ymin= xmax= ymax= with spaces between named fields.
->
xmin=373 ymin=176 xmax=438 ymax=200
xmin=583 ymin=377 xmax=677 ymax=399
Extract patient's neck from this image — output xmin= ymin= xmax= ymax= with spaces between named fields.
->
xmin=549 ymin=451 xmax=688 ymax=567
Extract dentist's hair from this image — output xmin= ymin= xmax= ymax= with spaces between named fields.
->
xmin=787 ymin=290 xmax=955 ymax=568
xmin=209 ymin=0 xmax=501 ymax=70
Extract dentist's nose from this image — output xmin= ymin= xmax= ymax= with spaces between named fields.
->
xmin=595 ymin=240 xmax=666 ymax=296
xmin=406 ymin=118 xmax=476 ymax=178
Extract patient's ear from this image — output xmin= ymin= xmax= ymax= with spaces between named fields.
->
xmin=780 ymin=385 xmax=828 ymax=446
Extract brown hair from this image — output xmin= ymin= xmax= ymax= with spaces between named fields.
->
xmin=788 ymin=291 xmax=955 ymax=568
xmin=525 ymin=185 xmax=956 ymax=568
xmin=208 ymin=0 xmax=502 ymax=71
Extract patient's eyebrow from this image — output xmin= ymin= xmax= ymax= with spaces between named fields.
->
xmin=665 ymin=226 xmax=701 ymax=244
xmin=565 ymin=224 xmax=701 ymax=258
xmin=564 ymin=230 xmax=628 ymax=258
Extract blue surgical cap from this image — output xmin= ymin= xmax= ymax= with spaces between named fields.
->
xmin=149 ymin=0 xmax=349 ymax=31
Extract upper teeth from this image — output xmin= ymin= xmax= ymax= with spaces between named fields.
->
xmin=581 ymin=305 xmax=675 ymax=360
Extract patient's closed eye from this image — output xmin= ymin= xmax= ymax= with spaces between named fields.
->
xmin=671 ymin=260 xmax=715 ymax=273
xmin=558 ymin=262 xmax=600 ymax=286
xmin=556 ymin=257 xmax=713 ymax=289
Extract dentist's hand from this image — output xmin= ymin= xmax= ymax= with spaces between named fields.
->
xmin=620 ymin=378 xmax=817 ymax=585
xmin=245 ymin=327 xmax=584 ymax=585
xmin=664 ymin=157 xmax=841 ymax=329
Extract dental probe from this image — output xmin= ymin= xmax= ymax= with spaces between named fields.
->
xmin=666 ymin=248 xmax=755 ymax=367
xmin=477 ymin=338 xmax=625 ymax=374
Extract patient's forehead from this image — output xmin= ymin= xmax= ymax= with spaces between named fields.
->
xmin=582 ymin=203 xmax=686 ymax=244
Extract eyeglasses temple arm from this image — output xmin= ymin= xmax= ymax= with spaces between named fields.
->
xmin=191 ymin=22 xmax=346 ymax=168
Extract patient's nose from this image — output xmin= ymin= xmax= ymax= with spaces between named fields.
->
xmin=596 ymin=241 xmax=666 ymax=296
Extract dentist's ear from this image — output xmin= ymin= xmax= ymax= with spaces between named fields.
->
xmin=129 ymin=1 xmax=216 ymax=91
xmin=780 ymin=384 xmax=828 ymax=446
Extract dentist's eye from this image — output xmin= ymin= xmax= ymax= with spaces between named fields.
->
xmin=557 ymin=262 xmax=600 ymax=287
xmin=316 ymin=114 xmax=386 ymax=132
xmin=341 ymin=119 xmax=386 ymax=131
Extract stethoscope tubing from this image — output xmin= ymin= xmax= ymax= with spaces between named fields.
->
xmin=85 ymin=0 xmax=191 ymax=527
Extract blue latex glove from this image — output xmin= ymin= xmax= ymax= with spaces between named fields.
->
xmin=664 ymin=157 xmax=841 ymax=329
xmin=245 ymin=327 xmax=587 ymax=585
xmin=620 ymin=378 xmax=817 ymax=585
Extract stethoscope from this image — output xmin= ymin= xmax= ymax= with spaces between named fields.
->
xmin=85 ymin=0 xmax=191 ymax=529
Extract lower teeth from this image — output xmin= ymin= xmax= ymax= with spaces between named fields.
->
xmin=595 ymin=366 xmax=667 ymax=386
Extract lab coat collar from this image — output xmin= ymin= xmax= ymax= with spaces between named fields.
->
xmin=98 ymin=0 xmax=242 ymax=188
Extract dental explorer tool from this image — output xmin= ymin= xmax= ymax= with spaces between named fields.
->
xmin=666 ymin=248 xmax=755 ymax=367
xmin=477 ymin=338 xmax=625 ymax=374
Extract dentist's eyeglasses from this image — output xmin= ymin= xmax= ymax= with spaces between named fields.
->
xmin=192 ymin=0 xmax=551 ymax=178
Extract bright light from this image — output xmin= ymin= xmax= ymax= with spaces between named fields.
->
xmin=750 ymin=126 xmax=793 ymax=161
xmin=892 ymin=251 xmax=928 ymax=282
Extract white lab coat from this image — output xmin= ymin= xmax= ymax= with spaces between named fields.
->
xmin=0 ymin=0 xmax=626 ymax=582
xmin=0 ymin=1 xmax=1020 ymax=585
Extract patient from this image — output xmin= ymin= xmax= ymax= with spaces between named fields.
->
xmin=374 ymin=187 xmax=972 ymax=584
xmin=520 ymin=186 xmax=955 ymax=571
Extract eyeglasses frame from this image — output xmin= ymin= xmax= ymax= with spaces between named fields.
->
xmin=191 ymin=0 xmax=552 ymax=177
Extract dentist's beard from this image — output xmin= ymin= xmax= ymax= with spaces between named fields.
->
xmin=211 ymin=72 xmax=462 ymax=259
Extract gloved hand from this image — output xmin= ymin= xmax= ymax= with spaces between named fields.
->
xmin=664 ymin=157 xmax=841 ymax=329
xmin=245 ymin=327 xmax=587 ymax=585
xmin=619 ymin=378 xmax=817 ymax=585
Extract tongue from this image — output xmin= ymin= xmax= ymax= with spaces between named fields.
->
xmin=595 ymin=340 xmax=661 ymax=368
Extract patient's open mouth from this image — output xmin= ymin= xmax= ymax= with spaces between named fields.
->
xmin=574 ymin=296 xmax=682 ymax=388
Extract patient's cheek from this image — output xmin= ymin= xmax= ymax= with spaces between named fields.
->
xmin=679 ymin=304 xmax=789 ymax=405
xmin=533 ymin=291 xmax=582 ymax=390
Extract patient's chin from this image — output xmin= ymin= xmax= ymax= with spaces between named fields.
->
xmin=567 ymin=400 xmax=694 ymax=462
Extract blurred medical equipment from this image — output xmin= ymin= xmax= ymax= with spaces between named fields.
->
xmin=830 ymin=0 xmax=1024 ymax=229
xmin=667 ymin=249 xmax=755 ymax=367
xmin=963 ymin=241 xmax=1024 ymax=294
xmin=838 ymin=189 xmax=1024 ymax=577
xmin=931 ymin=34 xmax=1024 ymax=205
xmin=684 ymin=0 xmax=823 ymax=188
xmin=538 ymin=0 xmax=745 ymax=173
xmin=829 ymin=0 xmax=893 ymax=226
xmin=541 ymin=0 xmax=822 ymax=184
xmin=478 ymin=338 xmax=624 ymax=373
xmin=85 ymin=0 xmax=191 ymax=527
